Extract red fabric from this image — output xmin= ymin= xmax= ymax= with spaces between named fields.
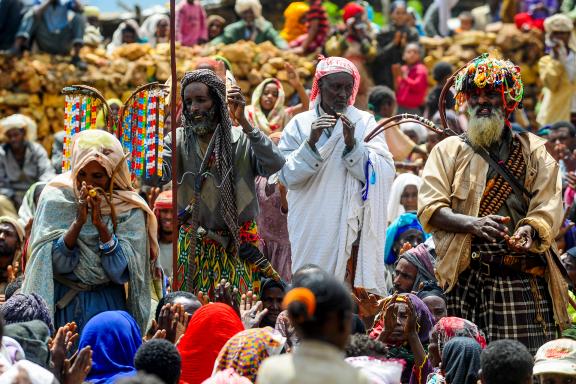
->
xmin=178 ymin=303 xmax=244 ymax=384
xmin=342 ymin=2 xmax=364 ymax=22
xmin=514 ymin=12 xmax=544 ymax=31
xmin=395 ymin=63 xmax=429 ymax=109
xmin=309 ymin=55 xmax=361 ymax=107
xmin=153 ymin=190 xmax=172 ymax=212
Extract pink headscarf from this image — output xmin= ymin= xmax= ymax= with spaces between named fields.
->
xmin=309 ymin=55 xmax=361 ymax=108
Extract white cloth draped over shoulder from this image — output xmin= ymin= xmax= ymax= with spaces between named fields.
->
xmin=279 ymin=106 xmax=395 ymax=295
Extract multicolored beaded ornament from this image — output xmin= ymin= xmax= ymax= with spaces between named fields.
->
xmin=61 ymin=83 xmax=169 ymax=178
xmin=453 ymin=53 xmax=524 ymax=114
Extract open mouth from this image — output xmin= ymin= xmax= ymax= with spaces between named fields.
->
xmin=477 ymin=107 xmax=492 ymax=117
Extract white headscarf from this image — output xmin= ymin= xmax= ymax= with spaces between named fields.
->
xmin=434 ymin=0 xmax=458 ymax=37
xmin=400 ymin=122 xmax=428 ymax=144
xmin=139 ymin=13 xmax=169 ymax=47
xmin=387 ymin=173 xmax=422 ymax=223
xmin=544 ymin=14 xmax=576 ymax=52
xmin=235 ymin=0 xmax=262 ymax=18
xmin=107 ymin=19 xmax=141 ymax=55
xmin=0 ymin=114 xmax=37 ymax=143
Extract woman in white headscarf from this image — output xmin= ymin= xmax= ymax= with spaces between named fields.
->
xmin=22 ymin=130 xmax=159 ymax=333
xmin=387 ymin=172 xmax=422 ymax=223
xmin=106 ymin=19 xmax=142 ymax=55
xmin=140 ymin=14 xmax=170 ymax=47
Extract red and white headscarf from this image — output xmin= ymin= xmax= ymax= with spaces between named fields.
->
xmin=309 ymin=55 xmax=361 ymax=108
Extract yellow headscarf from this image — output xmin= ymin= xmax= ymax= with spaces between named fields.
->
xmin=280 ymin=2 xmax=310 ymax=42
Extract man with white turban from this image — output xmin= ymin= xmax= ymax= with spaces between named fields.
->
xmin=278 ymin=56 xmax=395 ymax=295
xmin=0 ymin=114 xmax=55 ymax=210
xmin=537 ymin=13 xmax=576 ymax=126
xmin=211 ymin=0 xmax=288 ymax=48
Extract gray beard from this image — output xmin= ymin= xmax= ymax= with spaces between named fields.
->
xmin=466 ymin=106 xmax=505 ymax=148
xmin=183 ymin=111 xmax=218 ymax=152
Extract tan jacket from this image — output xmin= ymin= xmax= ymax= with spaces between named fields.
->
xmin=418 ymin=132 xmax=570 ymax=328
xmin=537 ymin=55 xmax=576 ymax=126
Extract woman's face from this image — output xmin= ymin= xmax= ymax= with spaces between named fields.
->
xmin=385 ymin=302 xmax=409 ymax=344
xmin=156 ymin=19 xmax=169 ymax=38
xmin=77 ymin=160 xmax=111 ymax=191
xmin=208 ymin=21 xmax=224 ymax=39
xmin=400 ymin=184 xmax=418 ymax=212
xmin=260 ymin=83 xmax=279 ymax=112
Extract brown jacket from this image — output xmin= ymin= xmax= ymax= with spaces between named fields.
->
xmin=418 ymin=131 xmax=570 ymax=329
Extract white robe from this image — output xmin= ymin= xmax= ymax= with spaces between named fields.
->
xmin=279 ymin=105 xmax=395 ymax=295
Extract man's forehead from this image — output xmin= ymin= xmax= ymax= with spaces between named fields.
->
xmin=0 ymin=223 xmax=16 ymax=233
xmin=321 ymin=72 xmax=354 ymax=84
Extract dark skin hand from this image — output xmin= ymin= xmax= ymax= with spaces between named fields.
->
xmin=50 ymin=323 xmax=79 ymax=381
xmin=62 ymin=346 xmax=92 ymax=384
xmin=308 ymin=115 xmax=337 ymax=149
xmin=430 ymin=208 xmax=534 ymax=251
xmin=240 ymin=291 xmax=268 ymax=329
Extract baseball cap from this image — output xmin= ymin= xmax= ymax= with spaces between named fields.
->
xmin=533 ymin=339 xmax=576 ymax=376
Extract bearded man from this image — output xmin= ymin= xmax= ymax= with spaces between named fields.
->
xmin=279 ymin=56 xmax=395 ymax=295
xmin=419 ymin=54 xmax=569 ymax=353
xmin=162 ymin=69 xmax=285 ymax=298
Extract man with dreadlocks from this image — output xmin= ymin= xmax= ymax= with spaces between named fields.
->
xmin=418 ymin=54 xmax=569 ymax=353
xmin=161 ymin=69 xmax=285 ymax=298
xmin=279 ymin=56 xmax=395 ymax=295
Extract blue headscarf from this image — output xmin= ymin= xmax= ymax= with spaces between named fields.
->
xmin=78 ymin=311 xmax=142 ymax=384
xmin=384 ymin=212 xmax=429 ymax=265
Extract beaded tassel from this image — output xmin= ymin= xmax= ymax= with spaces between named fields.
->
xmin=62 ymin=95 xmax=74 ymax=172
xmin=80 ymin=97 xmax=87 ymax=132
xmin=146 ymin=91 xmax=157 ymax=177
xmin=85 ymin=98 xmax=92 ymax=130
xmin=157 ymin=92 xmax=165 ymax=177
xmin=90 ymin=100 xmax=97 ymax=129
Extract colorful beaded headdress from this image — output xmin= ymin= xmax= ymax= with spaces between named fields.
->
xmin=62 ymin=83 xmax=168 ymax=178
xmin=453 ymin=53 xmax=524 ymax=114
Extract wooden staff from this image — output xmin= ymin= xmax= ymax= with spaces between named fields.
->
xmin=169 ymin=0 xmax=179 ymax=288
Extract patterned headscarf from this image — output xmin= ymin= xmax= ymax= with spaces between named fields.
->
xmin=180 ymin=70 xmax=239 ymax=264
xmin=247 ymin=78 xmax=286 ymax=134
xmin=399 ymin=242 xmax=436 ymax=292
xmin=214 ymin=327 xmax=286 ymax=382
xmin=431 ymin=316 xmax=487 ymax=357
xmin=442 ymin=337 xmax=482 ymax=384
xmin=309 ymin=56 xmax=361 ymax=108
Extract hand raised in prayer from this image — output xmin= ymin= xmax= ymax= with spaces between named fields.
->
xmin=62 ymin=346 xmax=92 ymax=384
xmin=157 ymin=303 xmax=191 ymax=343
xmin=309 ymin=115 xmax=337 ymax=147
xmin=214 ymin=279 xmax=241 ymax=315
xmin=467 ymin=215 xmax=510 ymax=243
xmin=227 ymin=86 xmax=249 ymax=128
xmin=76 ymin=182 xmax=90 ymax=225
xmin=377 ymin=293 xmax=399 ymax=343
xmin=89 ymin=192 xmax=104 ymax=229
xmin=285 ymin=62 xmax=301 ymax=88
xmin=352 ymin=288 xmax=383 ymax=318
xmin=240 ymin=291 xmax=268 ymax=329
xmin=50 ymin=322 xmax=79 ymax=381
xmin=6 ymin=263 xmax=18 ymax=284
xmin=340 ymin=114 xmax=356 ymax=149
xmin=506 ymin=225 xmax=534 ymax=252
xmin=403 ymin=296 xmax=418 ymax=336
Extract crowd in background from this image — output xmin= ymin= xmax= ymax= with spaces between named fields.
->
xmin=2 ymin=0 xmax=576 ymax=383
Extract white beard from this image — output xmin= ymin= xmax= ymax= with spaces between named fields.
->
xmin=466 ymin=106 xmax=505 ymax=148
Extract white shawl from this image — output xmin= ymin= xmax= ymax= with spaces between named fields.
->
xmin=280 ymin=106 xmax=395 ymax=295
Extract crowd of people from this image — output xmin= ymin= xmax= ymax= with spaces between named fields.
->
xmin=4 ymin=0 xmax=576 ymax=383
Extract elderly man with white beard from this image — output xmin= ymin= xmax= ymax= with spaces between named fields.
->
xmin=418 ymin=54 xmax=569 ymax=353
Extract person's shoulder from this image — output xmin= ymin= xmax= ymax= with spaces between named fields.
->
xmin=433 ymin=135 xmax=467 ymax=154
xmin=258 ymin=353 xmax=294 ymax=379
xmin=29 ymin=141 xmax=49 ymax=154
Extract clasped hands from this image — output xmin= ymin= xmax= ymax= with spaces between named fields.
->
xmin=308 ymin=114 xmax=355 ymax=149
xmin=467 ymin=214 xmax=534 ymax=252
